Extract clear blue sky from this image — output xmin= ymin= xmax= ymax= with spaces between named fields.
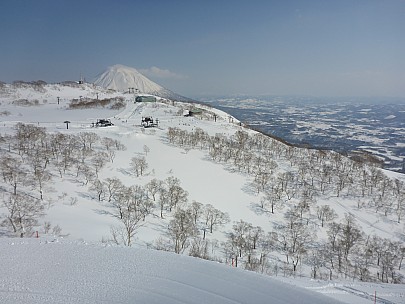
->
xmin=1 ymin=0 xmax=404 ymax=98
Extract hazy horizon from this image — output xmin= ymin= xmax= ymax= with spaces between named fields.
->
xmin=1 ymin=0 xmax=404 ymax=98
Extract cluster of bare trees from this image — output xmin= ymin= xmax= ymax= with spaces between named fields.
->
xmin=159 ymin=198 xmax=229 ymax=256
xmin=68 ymin=97 xmax=125 ymax=110
xmin=91 ymin=175 xmax=166 ymax=247
xmin=12 ymin=80 xmax=47 ymax=92
xmin=166 ymin=126 xmax=405 ymax=283
xmin=1 ymin=121 xmax=403 ymax=283
xmin=167 ymin=126 xmax=405 ymax=223
xmin=308 ymin=214 xmax=405 ymax=283
xmin=1 ymin=192 xmax=45 ymax=237
xmin=219 ymin=211 xmax=404 ymax=283
xmin=106 ymin=180 xmax=153 ymax=246
xmin=94 ymin=174 xmax=230 ymax=252
xmin=0 ymin=123 xmax=125 ymax=237
xmin=223 ymin=220 xmax=268 ymax=270
xmin=130 ymin=156 xmax=148 ymax=177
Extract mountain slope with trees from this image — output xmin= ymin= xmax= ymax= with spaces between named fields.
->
xmin=0 ymin=83 xmax=404 ymax=302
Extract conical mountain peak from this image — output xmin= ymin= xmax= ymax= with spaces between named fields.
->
xmin=93 ymin=64 xmax=162 ymax=93
xmin=93 ymin=64 xmax=190 ymax=101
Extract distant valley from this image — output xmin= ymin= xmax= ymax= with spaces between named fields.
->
xmin=202 ymin=96 xmax=405 ymax=173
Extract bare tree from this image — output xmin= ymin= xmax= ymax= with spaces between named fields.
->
xmin=79 ymin=164 xmax=95 ymax=186
xmin=32 ymin=165 xmax=51 ymax=200
xmin=89 ymin=179 xmax=105 ymax=201
xmin=78 ymin=132 xmax=99 ymax=151
xmin=167 ymin=208 xmax=197 ymax=253
xmin=317 ymin=205 xmax=337 ymax=227
xmin=143 ymin=144 xmax=150 ymax=156
xmin=253 ymin=171 xmax=272 ymax=194
xmin=393 ymin=179 xmax=405 ymax=223
xmin=228 ymin=220 xmax=252 ymax=259
xmin=57 ymin=134 xmax=79 ymax=175
xmin=262 ymin=186 xmax=284 ymax=214
xmin=352 ymin=240 xmax=373 ymax=282
xmin=306 ymin=247 xmax=324 ymax=279
xmin=109 ymin=184 xmax=151 ymax=246
xmin=256 ymin=232 xmax=276 ymax=274
xmin=146 ymin=178 xmax=163 ymax=202
xmin=188 ymin=200 xmax=204 ymax=225
xmin=103 ymin=177 xmax=124 ymax=202
xmin=203 ymin=204 xmax=230 ymax=234
xmin=91 ymin=152 xmax=108 ymax=177
xmin=165 ymin=176 xmax=188 ymax=211
xmin=111 ymin=206 xmax=145 ymax=247
xmin=157 ymin=187 xmax=169 ymax=218
xmin=274 ymin=208 xmax=316 ymax=273
xmin=130 ymin=156 xmax=148 ymax=177
xmin=1 ymin=193 xmax=45 ymax=237
xmin=338 ymin=213 xmax=363 ymax=262
xmin=102 ymin=137 xmax=122 ymax=163
xmin=0 ymin=156 xmax=27 ymax=195
xmin=129 ymin=184 xmax=154 ymax=220
xmin=189 ymin=237 xmax=210 ymax=259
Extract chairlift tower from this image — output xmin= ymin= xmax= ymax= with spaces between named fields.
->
xmin=79 ymin=73 xmax=84 ymax=84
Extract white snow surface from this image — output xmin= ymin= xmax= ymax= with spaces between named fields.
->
xmin=0 ymin=84 xmax=404 ymax=303
xmin=0 ymin=238 xmax=345 ymax=304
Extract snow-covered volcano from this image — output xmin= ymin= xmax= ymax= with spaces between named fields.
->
xmin=93 ymin=64 xmax=190 ymax=101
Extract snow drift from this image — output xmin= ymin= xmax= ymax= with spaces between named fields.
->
xmin=0 ymin=238 xmax=343 ymax=304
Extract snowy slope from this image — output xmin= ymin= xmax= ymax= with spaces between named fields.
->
xmin=93 ymin=64 xmax=190 ymax=101
xmin=0 ymin=238 xmax=345 ymax=304
xmin=0 ymin=81 xmax=124 ymax=106
xmin=0 ymin=85 xmax=404 ymax=303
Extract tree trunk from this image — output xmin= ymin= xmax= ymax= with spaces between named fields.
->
xmin=8 ymin=217 xmax=17 ymax=233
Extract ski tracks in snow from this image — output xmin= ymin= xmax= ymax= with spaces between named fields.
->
xmin=115 ymin=101 xmax=144 ymax=121
xmin=335 ymin=200 xmax=392 ymax=236
xmin=334 ymin=285 xmax=399 ymax=304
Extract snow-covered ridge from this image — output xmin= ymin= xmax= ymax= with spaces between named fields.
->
xmin=0 ymin=81 xmax=123 ymax=105
xmin=0 ymin=64 xmax=191 ymax=103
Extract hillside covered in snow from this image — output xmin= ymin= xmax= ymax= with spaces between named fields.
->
xmin=0 ymin=82 xmax=404 ymax=303
xmin=0 ymin=238 xmax=346 ymax=304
